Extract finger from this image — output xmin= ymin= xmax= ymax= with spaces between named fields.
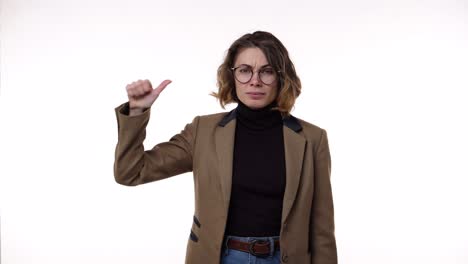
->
xmin=138 ymin=81 xmax=150 ymax=96
xmin=128 ymin=82 xmax=138 ymax=96
xmin=126 ymin=84 xmax=134 ymax=97
xmin=136 ymin=84 xmax=145 ymax=96
xmin=143 ymin=79 xmax=152 ymax=93
xmin=154 ymin=79 xmax=172 ymax=95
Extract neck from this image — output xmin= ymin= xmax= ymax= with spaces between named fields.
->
xmin=235 ymin=101 xmax=282 ymax=130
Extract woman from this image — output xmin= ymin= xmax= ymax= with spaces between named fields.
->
xmin=114 ymin=31 xmax=337 ymax=264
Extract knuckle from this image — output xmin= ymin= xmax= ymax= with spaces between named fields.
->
xmin=144 ymin=82 xmax=151 ymax=91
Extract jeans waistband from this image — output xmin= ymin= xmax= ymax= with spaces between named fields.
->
xmin=222 ymin=235 xmax=281 ymax=257
xmin=224 ymin=235 xmax=280 ymax=243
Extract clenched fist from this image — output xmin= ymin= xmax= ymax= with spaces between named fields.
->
xmin=126 ymin=79 xmax=172 ymax=116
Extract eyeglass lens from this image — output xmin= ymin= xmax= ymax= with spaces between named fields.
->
xmin=234 ymin=66 xmax=277 ymax=85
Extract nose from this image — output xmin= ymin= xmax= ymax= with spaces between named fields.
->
xmin=249 ymin=71 xmax=261 ymax=86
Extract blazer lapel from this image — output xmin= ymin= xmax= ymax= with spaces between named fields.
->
xmin=215 ymin=111 xmax=236 ymax=214
xmin=281 ymin=125 xmax=306 ymax=224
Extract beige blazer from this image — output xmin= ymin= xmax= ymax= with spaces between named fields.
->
xmin=114 ymin=102 xmax=337 ymax=264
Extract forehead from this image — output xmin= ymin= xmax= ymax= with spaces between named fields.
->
xmin=234 ymin=47 xmax=269 ymax=67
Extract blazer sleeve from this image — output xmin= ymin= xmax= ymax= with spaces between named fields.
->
xmin=113 ymin=102 xmax=199 ymax=186
xmin=310 ymin=128 xmax=338 ymax=263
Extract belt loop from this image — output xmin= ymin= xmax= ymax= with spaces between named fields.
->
xmin=223 ymin=236 xmax=231 ymax=256
xmin=268 ymin=237 xmax=274 ymax=257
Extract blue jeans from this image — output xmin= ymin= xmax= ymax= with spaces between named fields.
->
xmin=220 ymin=235 xmax=281 ymax=264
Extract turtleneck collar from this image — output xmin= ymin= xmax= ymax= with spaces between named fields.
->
xmin=235 ymin=100 xmax=283 ymax=130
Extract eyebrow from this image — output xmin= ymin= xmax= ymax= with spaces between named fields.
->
xmin=238 ymin=63 xmax=272 ymax=68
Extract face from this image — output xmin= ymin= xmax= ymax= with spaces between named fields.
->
xmin=233 ymin=47 xmax=279 ymax=109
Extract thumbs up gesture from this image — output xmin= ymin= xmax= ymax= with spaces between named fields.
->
xmin=126 ymin=79 xmax=172 ymax=116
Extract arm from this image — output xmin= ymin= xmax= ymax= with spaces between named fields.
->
xmin=310 ymin=129 xmax=338 ymax=263
xmin=113 ymin=102 xmax=199 ymax=186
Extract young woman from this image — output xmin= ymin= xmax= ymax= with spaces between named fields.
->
xmin=114 ymin=31 xmax=337 ymax=264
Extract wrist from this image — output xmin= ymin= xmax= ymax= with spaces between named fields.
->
xmin=129 ymin=107 xmax=145 ymax=116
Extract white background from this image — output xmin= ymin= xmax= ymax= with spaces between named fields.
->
xmin=1 ymin=0 xmax=467 ymax=263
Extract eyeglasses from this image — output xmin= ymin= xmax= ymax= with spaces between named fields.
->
xmin=230 ymin=64 xmax=281 ymax=85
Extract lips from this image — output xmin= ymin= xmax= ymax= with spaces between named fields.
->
xmin=246 ymin=92 xmax=266 ymax=100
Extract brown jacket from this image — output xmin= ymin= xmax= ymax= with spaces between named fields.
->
xmin=114 ymin=102 xmax=337 ymax=264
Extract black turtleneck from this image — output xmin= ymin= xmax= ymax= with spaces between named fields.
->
xmin=224 ymin=100 xmax=286 ymax=237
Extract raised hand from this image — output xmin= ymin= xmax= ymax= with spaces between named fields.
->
xmin=125 ymin=79 xmax=172 ymax=116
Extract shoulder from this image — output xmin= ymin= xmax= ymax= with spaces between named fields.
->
xmin=196 ymin=111 xmax=230 ymax=124
xmin=188 ymin=111 xmax=231 ymax=129
xmin=198 ymin=111 xmax=230 ymax=120
xmin=290 ymin=115 xmax=328 ymax=143
xmin=295 ymin=116 xmax=324 ymax=133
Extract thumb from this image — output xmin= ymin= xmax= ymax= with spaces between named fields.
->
xmin=150 ymin=79 xmax=172 ymax=100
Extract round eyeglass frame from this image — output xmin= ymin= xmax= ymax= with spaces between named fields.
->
xmin=230 ymin=65 xmax=281 ymax=85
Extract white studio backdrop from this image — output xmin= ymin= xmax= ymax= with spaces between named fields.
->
xmin=1 ymin=0 xmax=467 ymax=263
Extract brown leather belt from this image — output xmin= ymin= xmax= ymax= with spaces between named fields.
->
xmin=227 ymin=238 xmax=280 ymax=257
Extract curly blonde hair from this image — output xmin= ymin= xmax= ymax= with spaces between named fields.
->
xmin=211 ymin=31 xmax=302 ymax=116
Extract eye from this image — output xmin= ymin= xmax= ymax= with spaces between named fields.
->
xmin=239 ymin=67 xmax=251 ymax=74
xmin=261 ymin=68 xmax=275 ymax=75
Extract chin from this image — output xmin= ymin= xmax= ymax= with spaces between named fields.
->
xmin=245 ymin=101 xmax=268 ymax=109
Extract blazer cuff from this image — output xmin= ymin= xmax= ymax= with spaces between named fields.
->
xmin=114 ymin=102 xmax=151 ymax=133
xmin=115 ymin=102 xmax=150 ymax=116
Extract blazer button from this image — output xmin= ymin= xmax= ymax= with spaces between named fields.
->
xmin=282 ymin=253 xmax=288 ymax=262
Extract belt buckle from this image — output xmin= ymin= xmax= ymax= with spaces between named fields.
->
xmin=248 ymin=239 xmax=271 ymax=258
